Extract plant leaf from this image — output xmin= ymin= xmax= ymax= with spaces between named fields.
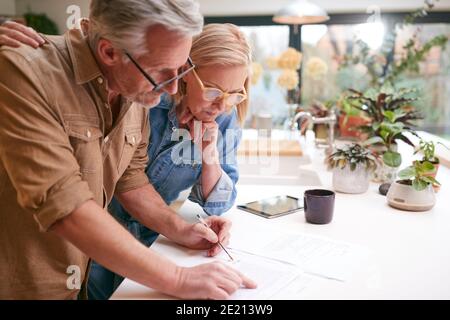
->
xmin=412 ymin=179 xmax=428 ymax=191
xmin=383 ymin=110 xmax=396 ymax=123
xmin=420 ymin=161 xmax=436 ymax=173
xmin=398 ymin=166 xmax=415 ymax=179
xmin=383 ymin=151 xmax=402 ymax=167
xmin=422 ymin=176 xmax=440 ymax=186
xmin=393 ymin=133 xmax=416 ymax=148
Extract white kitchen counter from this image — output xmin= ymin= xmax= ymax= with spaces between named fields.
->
xmin=111 ymin=132 xmax=450 ymax=300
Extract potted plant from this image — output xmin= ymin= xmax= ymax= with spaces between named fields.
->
xmin=346 ymin=87 xmax=422 ymax=183
xmin=387 ymin=160 xmax=440 ymax=211
xmin=327 ymin=143 xmax=377 ymax=194
xmin=414 ymin=139 xmax=450 ymax=191
xmin=337 ymin=93 xmax=371 ymax=140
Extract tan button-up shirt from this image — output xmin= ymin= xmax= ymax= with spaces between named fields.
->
xmin=0 ymin=29 xmax=150 ymax=299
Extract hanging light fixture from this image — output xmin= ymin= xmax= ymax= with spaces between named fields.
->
xmin=273 ymin=0 xmax=329 ymax=25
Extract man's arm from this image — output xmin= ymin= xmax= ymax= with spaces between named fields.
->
xmin=116 ymin=183 xmax=187 ymax=238
xmin=116 ymin=184 xmax=230 ymax=257
xmin=51 ymin=200 xmax=179 ymax=294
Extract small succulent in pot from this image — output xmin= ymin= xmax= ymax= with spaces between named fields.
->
xmin=387 ymin=160 xmax=440 ymax=211
xmin=328 ymin=143 xmax=377 ymax=172
xmin=413 ymin=139 xmax=449 ymax=192
xmin=328 ymin=143 xmax=377 ymax=194
xmin=415 ymin=140 xmax=441 ymax=165
xmin=397 ymin=160 xmax=440 ymax=191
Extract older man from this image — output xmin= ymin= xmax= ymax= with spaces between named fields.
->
xmin=0 ymin=0 xmax=255 ymax=300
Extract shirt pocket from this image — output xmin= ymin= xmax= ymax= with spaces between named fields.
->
xmin=117 ymin=128 xmax=143 ymax=176
xmin=67 ymin=124 xmax=103 ymax=204
xmin=67 ymin=125 xmax=103 ymax=173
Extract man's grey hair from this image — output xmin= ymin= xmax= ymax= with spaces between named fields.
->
xmin=88 ymin=0 xmax=204 ymax=56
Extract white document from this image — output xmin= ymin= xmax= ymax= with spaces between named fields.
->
xmin=220 ymin=251 xmax=308 ymax=300
xmin=229 ymin=228 xmax=369 ymax=281
xmin=141 ymin=237 xmax=313 ymax=300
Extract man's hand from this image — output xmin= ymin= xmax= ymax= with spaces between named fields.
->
xmin=174 ymin=261 xmax=257 ymax=299
xmin=0 ymin=21 xmax=45 ymax=48
xmin=174 ymin=215 xmax=232 ymax=257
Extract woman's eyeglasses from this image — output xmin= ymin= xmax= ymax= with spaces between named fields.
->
xmin=125 ymin=51 xmax=195 ymax=92
xmin=192 ymin=69 xmax=247 ymax=107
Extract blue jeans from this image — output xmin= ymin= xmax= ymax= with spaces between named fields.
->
xmin=87 ymin=219 xmax=159 ymax=300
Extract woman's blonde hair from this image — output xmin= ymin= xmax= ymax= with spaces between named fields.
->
xmin=177 ymin=23 xmax=252 ymax=126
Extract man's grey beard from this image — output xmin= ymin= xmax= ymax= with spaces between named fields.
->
xmin=127 ymin=93 xmax=161 ymax=110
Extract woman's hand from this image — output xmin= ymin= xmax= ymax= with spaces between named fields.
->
xmin=0 ymin=21 xmax=45 ymax=48
xmin=178 ymin=105 xmax=222 ymax=198
xmin=179 ymin=108 xmax=219 ymax=149
xmin=201 ymin=121 xmax=219 ymax=149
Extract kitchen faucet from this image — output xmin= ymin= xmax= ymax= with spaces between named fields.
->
xmin=290 ymin=108 xmax=337 ymax=154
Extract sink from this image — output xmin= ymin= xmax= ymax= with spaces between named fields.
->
xmin=237 ymin=155 xmax=323 ymax=186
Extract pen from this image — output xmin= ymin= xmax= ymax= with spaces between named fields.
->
xmin=196 ymin=214 xmax=234 ymax=261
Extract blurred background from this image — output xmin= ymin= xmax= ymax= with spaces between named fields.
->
xmin=1 ymin=0 xmax=449 ymax=139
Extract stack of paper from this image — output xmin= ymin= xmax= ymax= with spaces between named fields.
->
xmin=229 ymin=227 xmax=369 ymax=281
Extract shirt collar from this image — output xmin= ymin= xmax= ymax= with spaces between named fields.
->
xmin=65 ymin=29 xmax=102 ymax=85
xmin=158 ymin=94 xmax=179 ymax=128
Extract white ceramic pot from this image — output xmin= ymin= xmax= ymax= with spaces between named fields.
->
xmin=387 ymin=181 xmax=436 ymax=212
xmin=332 ymin=164 xmax=371 ymax=194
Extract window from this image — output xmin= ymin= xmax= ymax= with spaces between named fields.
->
xmin=207 ymin=13 xmax=450 ymax=138
xmin=300 ymin=22 xmax=450 ymax=139
xmin=394 ymin=23 xmax=450 ymax=139
xmin=240 ymin=25 xmax=290 ymax=129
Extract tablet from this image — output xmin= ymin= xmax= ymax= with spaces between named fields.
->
xmin=237 ymin=195 xmax=303 ymax=219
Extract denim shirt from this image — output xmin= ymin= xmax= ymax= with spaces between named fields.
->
xmin=110 ymin=94 xmax=242 ymax=227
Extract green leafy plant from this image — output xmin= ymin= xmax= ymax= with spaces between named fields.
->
xmin=414 ymin=139 xmax=450 ymax=164
xmin=340 ymin=39 xmax=384 ymax=87
xmin=340 ymin=0 xmax=448 ymax=87
xmin=386 ymin=34 xmax=448 ymax=84
xmin=335 ymin=92 xmax=368 ymax=134
xmin=398 ymin=160 xmax=440 ymax=191
xmin=339 ymin=92 xmax=363 ymax=117
xmin=327 ymin=143 xmax=377 ymax=172
xmin=346 ymin=87 xmax=422 ymax=167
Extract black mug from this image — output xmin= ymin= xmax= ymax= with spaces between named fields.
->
xmin=304 ymin=189 xmax=335 ymax=224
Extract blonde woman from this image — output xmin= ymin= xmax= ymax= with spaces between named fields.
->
xmin=2 ymin=22 xmax=253 ymax=299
